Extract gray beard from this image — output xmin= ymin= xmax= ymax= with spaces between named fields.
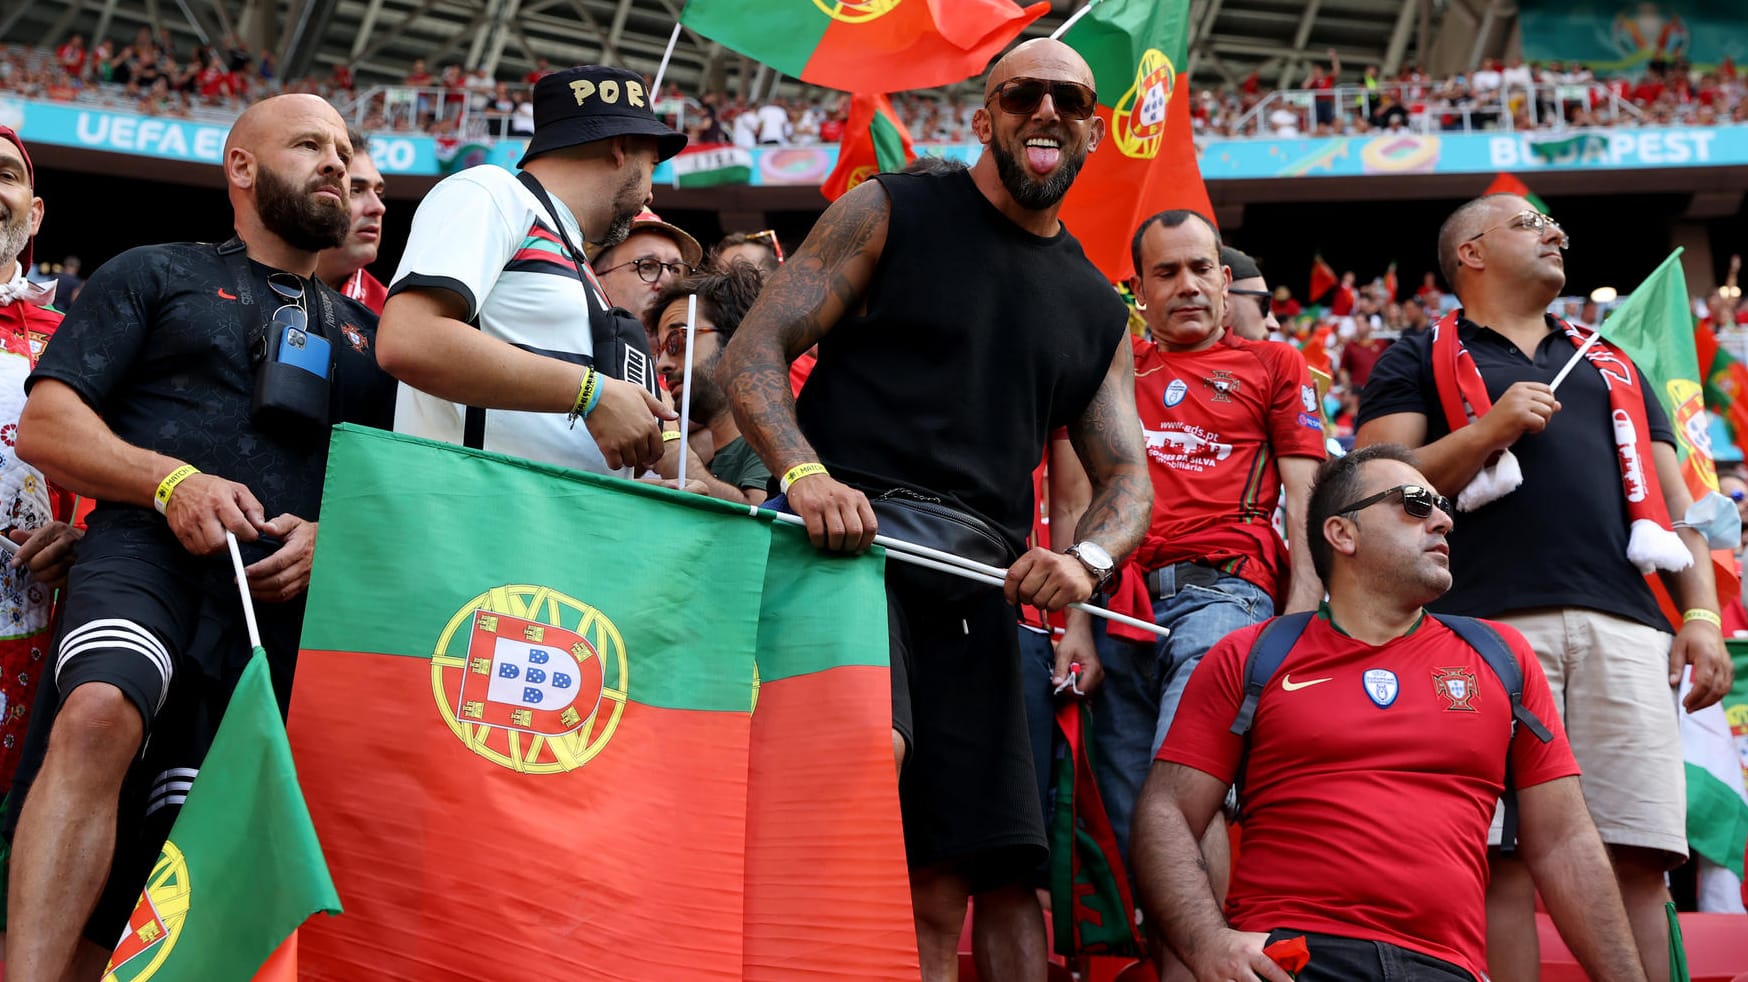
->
xmin=0 ymin=212 xmax=28 ymax=272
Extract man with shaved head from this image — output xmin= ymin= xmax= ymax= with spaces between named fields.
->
xmin=1357 ymin=193 xmax=1732 ymax=982
xmin=721 ymin=39 xmax=1151 ymax=979
xmin=5 ymin=94 xmax=385 ymax=981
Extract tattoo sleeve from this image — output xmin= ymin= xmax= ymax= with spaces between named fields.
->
xmin=717 ymin=180 xmax=890 ymax=475
xmin=1067 ymin=340 xmax=1153 ymax=560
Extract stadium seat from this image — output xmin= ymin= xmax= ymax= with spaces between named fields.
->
xmin=1111 ymin=959 xmax=1158 ymax=981
xmin=1539 ymin=911 xmax=1748 ymax=982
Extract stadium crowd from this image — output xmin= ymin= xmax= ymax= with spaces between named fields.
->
xmin=0 ymin=25 xmax=1744 ymax=982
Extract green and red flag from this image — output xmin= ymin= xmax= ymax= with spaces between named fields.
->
xmin=1696 ymin=325 xmax=1748 ymax=463
xmin=288 ymin=425 xmax=916 ymax=980
xmin=1049 ymin=701 xmax=1141 ymax=958
xmin=822 ymin=93 xmax=915 ymax=202
xmin=680 ymin=0 xmax=1047 ymax=93
xmin=1056 ymin=0 xmax=1211 ymax=282
xmin=1308 ymin=254 xmax=1337 ymax=302
xmin=1597 ymin=248 xmax=1741 ymax=614
xmin=104 ymin=651 xmax=340 ymax=981
xmin=1482 ymin=172 xmax=1549 ymax=214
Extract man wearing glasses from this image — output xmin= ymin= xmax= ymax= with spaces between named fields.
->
xmin=5 ymin=94 xmax=381 ymax=982
xmin=588 ymin=208 xmax=703 ymax=334
xmin=721 ymin=39 xmax=1150 ymax=981
xmin=1133 ymin=444 xmax=1647 ymax=982
xmin=1357 ymin=193 xmax=1732 ymax=982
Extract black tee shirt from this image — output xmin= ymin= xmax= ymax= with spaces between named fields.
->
xmin=794 ymin=170 xmax=1128 ymax=553
xmin=1358 ymin=315 xmax=1675 ymax=630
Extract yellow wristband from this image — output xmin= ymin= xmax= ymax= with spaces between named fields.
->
xmin=662 ymin=430 xmax=684 ymax=443
xmin=567 ymin=368 xmax=596 ymax=428
xmin=1682 ymin=608 xmax=1722 ymax=629
xmin=779 ymin=462 xmax=828 ymax=494
xmin=153 ymin=464 xmax=200 ymax=515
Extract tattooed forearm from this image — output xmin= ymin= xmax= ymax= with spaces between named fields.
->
xmin=718 ymin=180 xmax=891 ymax=473
xmin=1069 ymin=340 xmax=1152 ymax=560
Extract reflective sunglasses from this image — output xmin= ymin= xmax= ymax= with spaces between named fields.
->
xmin=986 ymin=77 xmax=1098 ymax=120
xmin=1467 ymin=209 xmax=1570 ymax=250
xmin=1228 ymin=288 xmax=1272 ymax=317
xmin=600 ymin=256 xmax=695 ymax=284
xmin=658 ymin=327 xmax=719 ymax=358
xmin=266 ymin=272 xmax=308 ymax=331
xmin=1336 ymin=483 xmax=1454 ymax=524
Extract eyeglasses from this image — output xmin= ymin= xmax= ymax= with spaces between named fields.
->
xmin=1467 ymin=210 xmax=1570 ymax=250
xmin=1335 ymin=483 xmax=1453 ymax=524
xmin=1228 ymin=288 xmax=1272 ymax=317
xmin=985 ymin=77 xmax=1098 ymax=120
xmin=599 ymin=257 xmax=694 ymax=284
xmin=658 ymin=327 xmax=719 ymax=358
xmin=745 ymin=229 xmax=785 ymax=264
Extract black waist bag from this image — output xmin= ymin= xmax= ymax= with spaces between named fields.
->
xmin=869 ymin=491 xmax=1018 ymax=606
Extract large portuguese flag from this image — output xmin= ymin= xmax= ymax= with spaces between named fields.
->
xmin=1057 ymin=0 xmax=1212 ymax=283
xmin=821 ymin=93 xmax=915 ymax=202
xmin=680 ymin=0 xmax=1047 ymax=93
xmin=288 ymin=425 xmax=916 ymax=980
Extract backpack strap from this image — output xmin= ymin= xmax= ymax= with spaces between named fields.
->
xmin=1430 ymin=613 xmax=1553 ymax=856
xmin=1230 ymin=612 xmax=1315 ymax=737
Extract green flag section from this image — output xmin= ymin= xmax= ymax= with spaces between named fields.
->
xmin=1482 ymin=172 xmax=1549 ymax=213
xmin=104 ymin=652 xmax=340 ymax=982
xmin=680 ymin=0 xmax=1046 ymax=93
xmin=670 ymin=146 xmax=753 ymax=187
xmin=288 ymin=425 xmax=916 ymax=980
xmin=1056 ymin=0 xmax=1210 ymax=281
xmin=822 ymin=93 xmax=915 ymax=202
xmin=1049 ymin=701 xmax=1141 ymax=958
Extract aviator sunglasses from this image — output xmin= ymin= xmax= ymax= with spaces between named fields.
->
xmin=1335 ymin=483 xmax=1454 ymax=525
xmin=986 ymin=77 xmax=1098 ymax=120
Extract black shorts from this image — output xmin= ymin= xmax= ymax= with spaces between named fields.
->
xmin=886 ymin=563 xmax=1046 ymax=887
xmin=1262 ymin=930 xmax=1476 ymax=982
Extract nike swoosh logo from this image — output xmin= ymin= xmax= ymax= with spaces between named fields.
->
xmin=217 ymin=288 xmax=238 ymax=300
xmin=1281 ymin=674 xmax=1333 ymax=691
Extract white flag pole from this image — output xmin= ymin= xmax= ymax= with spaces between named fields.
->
xmin=676 ymin=293 xmax=699 ymax=487
xmin=1550 ymin=328 xmax=1603 ymax=393
xmin=1048 ymin=0 xmax=1103 ymax=40
xmin=651 ymin=22 xmax=683 ymax=97
xmin=224 ymin=531 xmax=263 ymax=651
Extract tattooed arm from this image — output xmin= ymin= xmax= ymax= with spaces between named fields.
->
xmin=717 ymin=179 xmax=889 ymax=552
xmin=1005 ymin=340 xmax=1152 ymax=611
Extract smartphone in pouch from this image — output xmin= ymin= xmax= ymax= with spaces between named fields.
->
xmin=276 ymin=325 xmax=332 ymax=379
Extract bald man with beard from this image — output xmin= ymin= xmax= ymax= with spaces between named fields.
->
xmin=721 ymin=39 xmax=1151 ymax=980
xmin=5 ymin=94 xmax=383 ymax=982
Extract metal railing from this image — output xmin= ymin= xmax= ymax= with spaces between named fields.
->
xmin=339 ymin=84 xmax=705 ymax=141
xmin=1223 ymin=81 xmax=1649 ymax=140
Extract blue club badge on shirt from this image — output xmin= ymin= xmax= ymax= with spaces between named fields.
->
xmin=1364 ymin=668 xmax=1399 ymax=707
xmin=1164 ymin=378 xmax=1188 ymax=407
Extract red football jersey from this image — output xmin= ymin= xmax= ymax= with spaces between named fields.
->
xmin=1131 ymin=333 xmax=1325 ymax=597
xmin=1158 ymin=614 xmax=1578 ymax=981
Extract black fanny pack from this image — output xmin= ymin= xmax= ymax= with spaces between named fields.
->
xmin=867 ymin=489 xmax=1017 ymax=570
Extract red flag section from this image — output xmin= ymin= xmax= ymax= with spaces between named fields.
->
xmin=1309 ymin=255 xmax=1337 ymax=302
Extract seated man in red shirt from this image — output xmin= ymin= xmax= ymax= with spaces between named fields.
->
xmin=1132 ymin=444 xmax=1645 ymax=982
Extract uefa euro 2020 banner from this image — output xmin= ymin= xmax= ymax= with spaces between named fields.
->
xmin=1520 ymin=0 xmax=1748 ymax=74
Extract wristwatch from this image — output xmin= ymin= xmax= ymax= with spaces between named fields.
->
xmin=1066 ymin=540 xmax=1115 ymax=588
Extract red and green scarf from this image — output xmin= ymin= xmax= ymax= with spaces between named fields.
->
xmin=1430 ymin=310 xmax=1692 ymax=573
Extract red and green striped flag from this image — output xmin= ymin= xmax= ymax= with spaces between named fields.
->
xmin=680 ymin=0 xmax=1047 ymax=93
xmin=287 ymin=425 xmax=916 ymax=980
xmin=1056 ymin=0 xmax=1211 ymax=282
xmin=104 ymin=652 xmax=340 ymax=981
xmin=822 ymin=93 xmax=915 ymax=202
xmin=1483 ymin=172 xmax=1549 ymax=214
xmin=1696 ymin=325 xmax=1748 ymax=464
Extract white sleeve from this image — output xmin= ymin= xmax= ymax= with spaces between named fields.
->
xmin=389 ymin=171 xmax=524 ymax=322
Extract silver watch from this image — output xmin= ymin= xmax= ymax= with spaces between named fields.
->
xmin=1066 ymin=540 xmax=1115 ymax=587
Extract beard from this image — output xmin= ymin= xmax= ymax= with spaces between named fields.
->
xmin=990 ymin=132 xmax=1086 ymax=210
xmin=0 ymin=207 xmax=29 ymax=272
xmin=256 ymin=162 xmax=349 ymax=252
xmin=596 ymin=167 xmax=646 ymax=250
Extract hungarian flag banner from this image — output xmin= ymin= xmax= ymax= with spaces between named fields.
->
xmin=1482 ymin=172 xmax=1549 ymax=213
xmin=1309 ymin=254 xmax=1337 ymax=302
xmin=680 ymin=0 xmax=1046 ymax=93
xmin=1057 ymin=0 xmax=1210 ymax=282
xmin=670 ymin=145 xmax=753 ymax=188
xmin=1696 ymin=325 xmax=1748 ymax=464
xmin=287 ymin=426 xmax=916 ymax=980
xmin=1677 ymin=666 xmax=1748 ymax=911
xmin=822 ymin=93 xmax=915 ymax=202
xmin=1597 ymin=248 xmax=1741 ymax=612
xmin=104 ymin=652 xmax=340 ymax=981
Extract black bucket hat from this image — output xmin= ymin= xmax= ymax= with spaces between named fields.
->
xmin=517 ymin=65 xmax=688 ymax=168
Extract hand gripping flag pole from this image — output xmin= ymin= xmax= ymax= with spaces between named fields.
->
xmin=761 ymin=509 xmax=1169 ymax=640
xmin=1549 ymin=326 xmax=1603 ymax=393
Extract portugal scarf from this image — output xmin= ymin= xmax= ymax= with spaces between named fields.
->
xmin=1430 ymin=310 xmax=1692 ymax=573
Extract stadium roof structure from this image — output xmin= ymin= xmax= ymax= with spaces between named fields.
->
xmin=3 ymin=0 xmax=1460 ymax=99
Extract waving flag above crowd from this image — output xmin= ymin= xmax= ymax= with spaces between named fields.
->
xmin=680 ymin=0 xmax=1048 ymax=93
xmin=821 ymin=93 xmax=916 ymax=201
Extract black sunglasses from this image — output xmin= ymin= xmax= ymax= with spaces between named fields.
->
xmin=1336 ymin=483 xmax=1453 ymax=524
xmin=1229 ymin=288 xmax=1271 ymax=317
xmin=986 ymin=77 xmax=1098 ymax=120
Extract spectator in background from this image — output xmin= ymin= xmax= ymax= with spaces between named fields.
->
xmin=1271 ymin=284 xmax=1301 ymax=320
xmin=522 ymin=57 xmax=551 ymax=85
xmin=1339 ymin=314 xmax=1391 ymax=393
xmin=54 ymin=35 xmax=85 ymax=79
xmin=714 ymin=230 xmax=783 ymax=274
xmin=648 ymin=263 xmax=771 ymax=504
xmin=1222 ymin=245 xmax=1278 ymax=342
xmin=730 ymin=104 xmax=759 ymax=148
xmin=1308 ymin=49 xmax=1340 ymax=127
xmin=590 ymin=210 xmax=704 ymax=341
xmin=51 ymin=256 xmax=82 ymax=306
xmin=1331 ymin=270 xmax=1358 ymax=316
xmin=756 ymin=97 xmax=791 ymax=145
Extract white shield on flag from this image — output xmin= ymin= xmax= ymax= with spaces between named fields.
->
xmin=1139 ymin=82 xmax=1167 ymax=128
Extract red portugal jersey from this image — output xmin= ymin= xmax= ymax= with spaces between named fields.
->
xmin=1157 ymin=613 xmax=1578 ymax=981
xmin=1131 ymin=332 xmax=1325 ymax=596
xmin=342 ymin=268 xmax=389 ymax=315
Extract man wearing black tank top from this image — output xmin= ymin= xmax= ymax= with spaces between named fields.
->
xmin=721 ymin=39 xmax=1152 ymax=982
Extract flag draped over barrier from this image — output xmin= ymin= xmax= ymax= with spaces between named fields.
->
xmin=287 ymin=425 xmax=916 ymax=981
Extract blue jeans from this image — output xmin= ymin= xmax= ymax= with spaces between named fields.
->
xmin=1090 ymin=568 xmax=1273 ymax=862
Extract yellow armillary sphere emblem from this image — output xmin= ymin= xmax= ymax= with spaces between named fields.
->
xmin=813 ymin=0 xmax=902 ymax=24
xmin=1114 ymin=48 xmax=1176 ymax=160
xmin=431 ymin=584 xmax=629 ymax=775
xmin=102 ymin=841 xmax=190 ymax=981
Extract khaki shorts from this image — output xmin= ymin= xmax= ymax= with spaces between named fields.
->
xmin=1487 ymin=607 xmax=1686 ymax=862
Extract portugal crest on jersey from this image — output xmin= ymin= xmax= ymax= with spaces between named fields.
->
xmin=1432 ymin=666 xmax=1479 ymax=712
xmin=102 ymin=841 xmax=190 ymax=981
xmin=431 ymin=585 xmax=627 ymax=774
